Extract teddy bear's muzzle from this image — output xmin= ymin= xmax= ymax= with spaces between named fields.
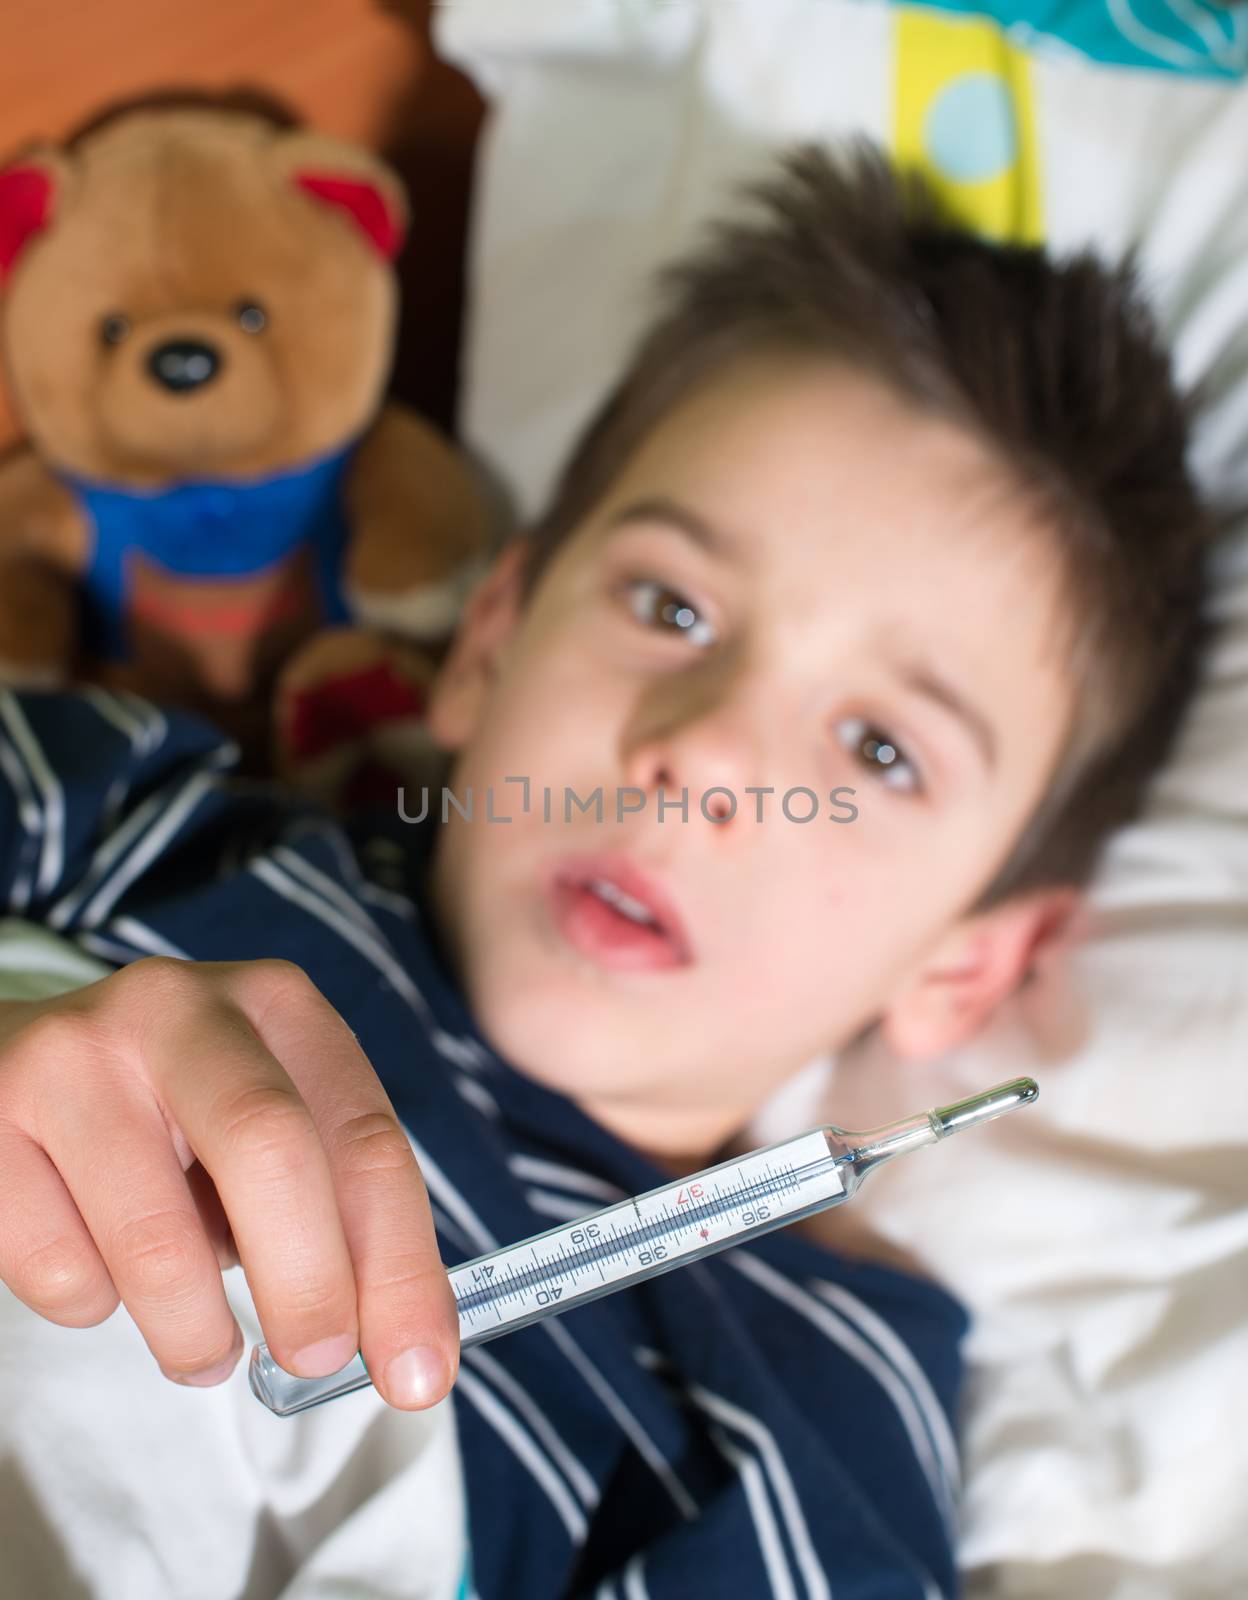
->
xmin=147 ymin=338 xmax=222 ymax=394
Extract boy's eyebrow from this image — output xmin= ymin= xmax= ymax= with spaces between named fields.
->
xmin=607 ymin=498 xmax=997 ymax=772
xmin=886 ymin=652 xmax=998 ymax=773
xmin=605 ymin=498 xmax=739 ymax=560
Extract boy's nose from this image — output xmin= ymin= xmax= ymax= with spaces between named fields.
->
xmin=621 ymin=677 xmax=761 ymax=821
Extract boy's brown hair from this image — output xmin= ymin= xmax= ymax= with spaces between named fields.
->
xmin=515 ymin=141 xmax=1216 ymax=913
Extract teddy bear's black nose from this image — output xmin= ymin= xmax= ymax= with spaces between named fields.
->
xmin=147 ymin=339 xmax=222 ymax=394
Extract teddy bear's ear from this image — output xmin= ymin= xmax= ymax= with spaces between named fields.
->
xmin=269 ymin=131 xmax=409 ymax=261
xmin=0 ymin=148 xmax=72 ymax=280
xmin=294 ymin=171 xmax=406 ymax=259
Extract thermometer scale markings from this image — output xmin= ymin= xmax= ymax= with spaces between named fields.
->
xmin=450 ymin=1137 xmax=845 ymax=1326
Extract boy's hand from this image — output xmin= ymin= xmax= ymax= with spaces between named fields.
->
xmin=0 ymin=958 xmax=459 ymax=1410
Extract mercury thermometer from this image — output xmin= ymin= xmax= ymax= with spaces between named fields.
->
xmin=249 ymin=1076 xmax=1037 ymax=1416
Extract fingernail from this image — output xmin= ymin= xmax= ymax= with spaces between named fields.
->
xmin=383 ymin=1344 xmax=448 ymax=1408
xmin=288 ymin=1333 xmax=359 ymax=1379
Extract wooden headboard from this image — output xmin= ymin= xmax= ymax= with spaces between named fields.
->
xmin=0 ymin=0 xmax=484 ymax=452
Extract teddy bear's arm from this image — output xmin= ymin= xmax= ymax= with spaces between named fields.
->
xmin=0 ymin=449 xmax=88 ymax=683
xmin=342 ymin=401 xmax=495 ymax=642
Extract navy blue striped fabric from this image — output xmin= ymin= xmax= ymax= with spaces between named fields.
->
xmin=0 ymin=689 xmax=970 ymax=1600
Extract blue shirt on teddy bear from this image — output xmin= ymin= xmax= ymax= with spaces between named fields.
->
xmin=56 ymin=440 xmax=357 ymax=661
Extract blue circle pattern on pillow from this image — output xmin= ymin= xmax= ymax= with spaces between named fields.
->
xmin=925 ymin=72 xmax=1019 ymax=182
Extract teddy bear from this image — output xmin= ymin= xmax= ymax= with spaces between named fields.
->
xmin=0 ymin=104 xmax=492 ymax=769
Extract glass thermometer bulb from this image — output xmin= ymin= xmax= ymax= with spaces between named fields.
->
xmin=250 ymin=1076 xmax=1037 ymax=1416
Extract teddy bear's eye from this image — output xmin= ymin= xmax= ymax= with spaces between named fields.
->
xmin=99 ymin=313 xmax=131 ymax=347
xmin=235 ymin=301 xmax=267 ymax=334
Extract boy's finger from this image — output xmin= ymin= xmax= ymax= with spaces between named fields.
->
xmin=146 ymin=990 xmax=363 ymax=1383
xmin=37 ymin=1086 xmax=244 ymax=1384
xmin=228 ymin=962 xmax=459 ymax=1409
xmin=0 ymin=1119 xmax=119 ymax=1327
xmin=184 ymin=1157 xmax=240 ymax=1271
xmin=315 ymin=1101 xmax=458 ymax=1410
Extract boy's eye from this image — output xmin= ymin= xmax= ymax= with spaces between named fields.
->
xmin=836 ymin=716 xmax=921 ymax=794
xmin=619 ymin=577 xmax=718 ymax=648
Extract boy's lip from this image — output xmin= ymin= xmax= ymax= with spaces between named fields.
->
xmin=545 ymin=852 xmax=694 ymax=965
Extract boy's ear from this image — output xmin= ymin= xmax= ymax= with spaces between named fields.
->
xmin=879 ymin=885 xmax=1083 ymax=1061
xmin=424 ymin=538 xmax=532 ymax=752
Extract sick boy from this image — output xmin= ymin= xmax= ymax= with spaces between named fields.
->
xmin=0 ymin=145 xmax=1213 ymax=1598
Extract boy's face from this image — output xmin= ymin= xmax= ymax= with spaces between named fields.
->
xmin=427 ymin=354 xmax=1077 ymax=1161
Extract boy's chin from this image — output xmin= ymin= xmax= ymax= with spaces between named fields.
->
xmin=474 ymin=974 xmax=679 ymax=1101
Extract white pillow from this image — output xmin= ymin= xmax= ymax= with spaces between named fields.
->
xmin=436 ymin=5 xmax=1248 ymax=1595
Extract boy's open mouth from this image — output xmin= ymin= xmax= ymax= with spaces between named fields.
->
xmin=547 ymin=855 xmax=693 ymax=972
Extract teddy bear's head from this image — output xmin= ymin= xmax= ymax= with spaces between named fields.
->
xmin=0 ymin=107 xmax=408 ymax=485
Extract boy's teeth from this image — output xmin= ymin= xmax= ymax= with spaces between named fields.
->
xmin=588 ymin=877 xmax=657 ymax=926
